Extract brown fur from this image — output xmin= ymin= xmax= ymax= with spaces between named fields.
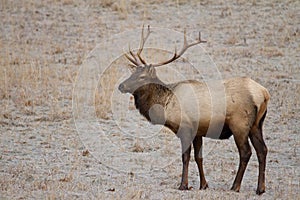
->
xmin=119 ymin=66 xmax=270 ymax=195
xmin=133 ymin=83 xmax=172 ymax=124
xmin=119 ymin=26 xmax=270 ymax=194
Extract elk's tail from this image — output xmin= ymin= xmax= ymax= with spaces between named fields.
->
xmin=253 ymin=88 xmax=270 ymax=131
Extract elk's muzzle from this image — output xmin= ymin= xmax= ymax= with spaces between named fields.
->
xmin=118 ymin=83 xmax=126 ymax=93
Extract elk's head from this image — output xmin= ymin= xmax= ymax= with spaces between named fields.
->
xmin=118 ymin=64 xmax=159 ymax=93
xmin=118 ymin=25 xmax=206 ymax=94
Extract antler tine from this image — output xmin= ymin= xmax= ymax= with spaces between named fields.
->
xmin=137 ymin=25 xmax=151 ymax=64
xmin=124 ymin=52 xmax=139 ymax=66
xmin=152 ymin=31 xmax=206 ymax=67
xmin=183 ymin=29 xmax=188 ymax=47
xmin=128 ymin=46 xmax=138 ymax=62
xmin=138 ymin=25 xmax=151 ymax=54
xmin=124 ymin=25 xmax=152 ymax=67
xmin=124 ymin=45 xmax=139 ymax=66
xmin=198 ymin=32 xmax=207 ymax=43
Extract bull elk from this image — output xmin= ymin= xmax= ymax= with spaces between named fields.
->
xmin=118 ymin=25 xmax=270 ymax=195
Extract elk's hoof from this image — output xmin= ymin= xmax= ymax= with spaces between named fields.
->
xmin=200 ymin=183 xmax=208 ymax=190
xmin=230 ymin=185 xmax=240 ymax=193
xmin=178 ymin=185 xmax=193 ymax=190
xmin=178 ymin=185 xmax=188 ymax=190
xmin=256 ymin=188 xmax=265 ymax=195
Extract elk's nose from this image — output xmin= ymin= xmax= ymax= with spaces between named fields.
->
xmin=118 ymin=84 xmax=125 ymax=93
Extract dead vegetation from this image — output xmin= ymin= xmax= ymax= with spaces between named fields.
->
xmin=0 ymin=0 xmax=299 ymax=199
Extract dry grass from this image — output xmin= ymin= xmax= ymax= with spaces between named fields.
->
xmin=95 ymin=58 xmax=123 ymax=119
xmin=0 ymin=0 xmax=299 ymax=199
xmin=224 ymin=34 xmax=239 ymax=45
xmin=0 ymin=62 xmax=74 ymax=122
xmin=260 ymin=47 xmax=284 ymax=58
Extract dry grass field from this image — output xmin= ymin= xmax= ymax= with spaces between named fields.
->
xmin=1 ymin=0 xmax=299 ymax=199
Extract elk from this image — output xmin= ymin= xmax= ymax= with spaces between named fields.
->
xmin=118 ymin=26 xmax=270 ymax=195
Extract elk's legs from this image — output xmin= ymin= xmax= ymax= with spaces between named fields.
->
xmin=177 ymin=127 xmax=194 ymax=190
xmin=179 ymin=145 xmax=191 ymax=190
xmin=193 ymin=136 xmax=208 ymax=189
xmin=249 ymin=127 xmax=267 ymax=195
xmin=231 ymin=134 xmax=252 ymax=192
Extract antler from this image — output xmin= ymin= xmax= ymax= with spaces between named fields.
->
xmin=125 ymin=25 xmax=152 ymax=67
xmin=124 ymin=26 xmax=206 ymax=68
xmin=152 ymin=30 xmax=206 ymax=67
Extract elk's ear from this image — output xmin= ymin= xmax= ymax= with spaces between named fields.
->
xmin=147 ymin=65 xmax=156 ymax=77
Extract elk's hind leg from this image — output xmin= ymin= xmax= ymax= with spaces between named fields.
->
xmin=249 ymin=111 xmax=268 ymax=195
xmin=231 ymin=131 xmax=252 ymax=192
xmin=193 ymin=136 xmax=208 ymax=189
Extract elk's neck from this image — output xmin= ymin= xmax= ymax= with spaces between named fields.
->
xmin=133 ymin=82 xmax=172 ymax=124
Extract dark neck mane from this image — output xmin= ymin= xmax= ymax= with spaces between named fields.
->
xmin=133 ymin=82 xmax=172 ymax=122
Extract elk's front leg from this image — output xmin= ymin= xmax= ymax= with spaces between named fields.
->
xmin=193 ymin=136 xmax=208 ymax=189
xmin=179 ymin=145 xmax=191 ymax=190
xmin=177 ymin=127 xmax=194 ymax=190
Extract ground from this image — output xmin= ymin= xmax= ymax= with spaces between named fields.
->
xmin=0 ymin=0 xmax=299 ymax=199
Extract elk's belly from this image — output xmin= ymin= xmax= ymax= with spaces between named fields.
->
xmin=194 ymin=116 xmax=232 ymax=139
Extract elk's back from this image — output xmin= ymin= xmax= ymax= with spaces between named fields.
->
xmin=164 ymin=77 xmax=269 ymax=138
